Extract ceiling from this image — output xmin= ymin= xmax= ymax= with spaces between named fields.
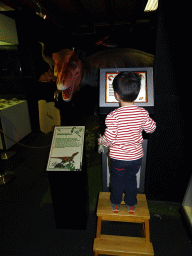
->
xmin=0 ymin=0 xmax=157 ymax=29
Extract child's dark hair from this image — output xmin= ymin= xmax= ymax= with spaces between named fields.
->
xmin=113 ymin=71 xmax=141 ymax=102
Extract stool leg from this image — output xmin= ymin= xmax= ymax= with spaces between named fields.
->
xmin=94 ymin=252 xmax=98 ymax=256
xmin=143 ymin=220 xmax=150 ymax=242
xmin=142 ymin=222 xmax=145 ymax=238
xmin=96 ymin=216 xmax=102 ymax=238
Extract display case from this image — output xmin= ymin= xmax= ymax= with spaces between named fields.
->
xmin=0 ymin=98 xmax=31 ymax=150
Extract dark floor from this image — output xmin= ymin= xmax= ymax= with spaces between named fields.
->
xmin=0 ymin=131 xmax=192 ymax=256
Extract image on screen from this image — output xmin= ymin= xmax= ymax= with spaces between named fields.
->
xmin=105 ymin=71 xmax=147 ymax=103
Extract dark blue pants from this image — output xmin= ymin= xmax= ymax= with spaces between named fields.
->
xmin=110 ymin=157 xmax=142 ymax=206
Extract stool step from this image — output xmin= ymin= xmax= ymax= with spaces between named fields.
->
xmin=94 ymin=235 xmax=154 ymax=256
xmin=97 ymin=193 xmax=150 ymax=221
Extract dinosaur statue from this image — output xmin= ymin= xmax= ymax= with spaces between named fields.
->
xmin=39 ymin=42 xmax=55 ymax=70
xmin=38 ymin=68 xmax=56 ymax=83
xmin=39 ymin=47 xmax=154 ymax=102
xmin=95 ymin=35 xmax=118 ymax=48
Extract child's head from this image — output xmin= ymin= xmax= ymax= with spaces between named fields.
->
xmin=113 ymin=71 xmax=141 ymax=102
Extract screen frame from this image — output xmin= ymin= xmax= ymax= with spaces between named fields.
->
xmin=99 ymin=67 xmax=154 ymax=114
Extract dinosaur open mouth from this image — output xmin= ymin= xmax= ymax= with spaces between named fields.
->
xmin=62 ymin=85 xmax=74 ymax=101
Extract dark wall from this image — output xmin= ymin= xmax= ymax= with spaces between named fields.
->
xmin=0 ymin=45 xmax=24 ymax=98
xmin=145 ymin=0 xmax=187 ymax=202
xmin=14 ymin=11 xmax=66 ymax=131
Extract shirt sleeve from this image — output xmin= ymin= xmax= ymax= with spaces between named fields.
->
xmin=143 ymin=111 xmax=156 ymax=133
xmin=100 ymin=113 xmax=117 ymax=147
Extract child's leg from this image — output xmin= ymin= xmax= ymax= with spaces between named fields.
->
xmin=110 ymin=158 xmax=125 ymax=205
xmin=124 ymin=158 xmax=142 ymax=206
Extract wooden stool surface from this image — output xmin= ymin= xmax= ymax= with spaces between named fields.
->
xmin=97 ymin=192 xmax=150 ymax=220
xmin=94 ymin=235 xmax=154 ymax=256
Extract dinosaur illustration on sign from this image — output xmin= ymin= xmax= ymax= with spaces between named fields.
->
xmin=51 ymin=152 xmax=79 ymax=170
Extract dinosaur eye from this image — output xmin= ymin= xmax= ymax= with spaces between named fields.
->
xmin=69 ymin=60 xmax=77 ymax=70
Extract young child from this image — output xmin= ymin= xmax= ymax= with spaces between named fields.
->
xmin=98 ymin=71 xmax=156 ymax=213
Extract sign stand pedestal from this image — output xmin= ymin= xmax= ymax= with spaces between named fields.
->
xmin=47 ymin=126 xmax=89 ymax=229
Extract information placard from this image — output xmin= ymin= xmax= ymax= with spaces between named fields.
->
xmin=106 ymin=72 xmax=147 ymax=103
xmin=46 ymin=126 xmax=85 ymax=171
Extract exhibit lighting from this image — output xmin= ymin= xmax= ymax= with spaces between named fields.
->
xmin=36 ymin=12 xmax=47 ymax=19
xmin=144 ymin=0 xmax=158 ymax=11
xmin=36 ymin=2 xmax=46 ymax=19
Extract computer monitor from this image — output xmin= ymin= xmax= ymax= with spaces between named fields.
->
xmin=99 ymin=67 xmax=154 ymax=114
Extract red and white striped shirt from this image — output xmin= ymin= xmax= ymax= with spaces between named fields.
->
xmin=100 ymin=105 xmax=156 ymax=160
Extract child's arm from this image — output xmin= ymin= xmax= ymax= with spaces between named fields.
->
xmin=99 ymin=113 xmax=117 ymax=147
xmin=143 ymin=111 xmax=156 ymax=133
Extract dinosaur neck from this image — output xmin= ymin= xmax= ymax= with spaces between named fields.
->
xmin=41 ymin=43 xmax=46 ymax=58
xmin=81 ymin=58 xmax=98 ymax=87
xmin=80 ymin=48 xmax=154 ymax=89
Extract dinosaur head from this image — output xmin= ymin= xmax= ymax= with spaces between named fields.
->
xmin=52 ymin=49 xmax=83 ymax=102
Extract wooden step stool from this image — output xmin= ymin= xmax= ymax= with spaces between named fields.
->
xmin=93 ymin=192 xmax=154 ymax=256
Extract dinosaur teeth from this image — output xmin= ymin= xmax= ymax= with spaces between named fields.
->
xmin=62 ymin=85 xmax=73 ymax=101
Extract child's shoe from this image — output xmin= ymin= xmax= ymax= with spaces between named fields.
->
xmin=127 ymin=205 xmax=135 ymax=214
xmin=112 ymin=204 xmax=120 ymax=213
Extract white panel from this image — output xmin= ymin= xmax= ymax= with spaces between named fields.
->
xmin=0 ymin=14 xmax=18 ymax=45
xmin=0 ymin=101 xmax=31 ymax=149
xmin=182 ymin=175 xmax=192 ymax=227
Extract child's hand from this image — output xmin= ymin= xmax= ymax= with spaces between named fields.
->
xmin=98 ymin=134 xmax=102 ymax=145
xmin=98 ymin=135 xmax=104 ymax=154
